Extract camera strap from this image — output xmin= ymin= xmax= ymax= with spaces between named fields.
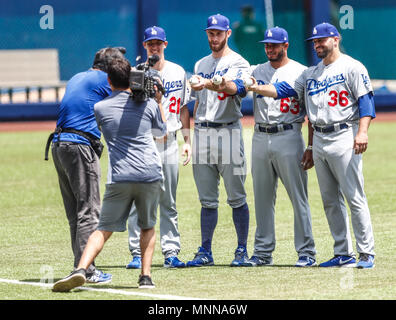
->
xmin=44 ymin=127 xmax=103 ymax=160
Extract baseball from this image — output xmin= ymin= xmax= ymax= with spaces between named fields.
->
xmin=189 ymin=76 xmax=200 ymax=85
xmin=212 ymin=75 xmax=223 ymax=85
xmin=243 ymin=77 xmax=254 ymax=87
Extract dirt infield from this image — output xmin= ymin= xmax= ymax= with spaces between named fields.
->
xmin=0 ymin=112 xmax=395 ymax=132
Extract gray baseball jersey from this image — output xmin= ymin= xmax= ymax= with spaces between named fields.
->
xmin=291 ymin=53 xmax=375 ymax=257
xmin=250 ymin=59 xmax=316 ymax=260
xmin=160 ymin=61 xmax=191 ymax=132
xmin=294 ymin=54 xmax=373 ymax=126
xmin=194 ymin=51 xmax=250 ymax=123
xmin=252 ymin=59 xmax=307 ymax=125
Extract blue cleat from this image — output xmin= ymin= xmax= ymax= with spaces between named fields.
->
xmin=242 ymin=255 xmax=273 ymax=267
xmin=356 ymin=254 xmax=375 ymax=269
xmin=86 ymin=269 xmax=112 ymax=284
xmin=230 ymin=245 xmax=249 ymax=267
xmin=319 ymin=255 xmax=356 ymax=267
xmin=295 ymin=256 xmax=317 ymax=267
xmin=164 ymin=256 xmax=186 ymax=268
xmin=126 ymin=256 xmax=142 ymax=269
xmin=186 ymin=247 xmax=214 ymax=267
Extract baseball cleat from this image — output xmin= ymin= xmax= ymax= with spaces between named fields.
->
xmin=186 ymin=246 xmax=214 ymax=267
xmin=230 ymin=245 xmax=249 ymax=267
xmin=86 ymin=269 xmax=112 ymax=284
xmin=295 ymin=256 xmax=317 ymax=267
xmin=164 ymin=256 xmax=186 ymax=268
xmin=356 ymin=254 xmax=375 ymax=269
xmin=126 ymin=256 xmax=142 ymax=269
xmin=138 ymin=275 xmax=155 ymax=289
xmin=242 ymin=255 xmax=273 ymax=267
xmin=319 ymin=255 xmax=356 ymax=267
xmin=52 ymin=268 xmax=86 ymax=292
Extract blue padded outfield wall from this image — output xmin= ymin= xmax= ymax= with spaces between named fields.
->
xmin=1 ymin=0 xmax=395 ymax=79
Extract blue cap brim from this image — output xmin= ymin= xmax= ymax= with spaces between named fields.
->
xmin=144 ymin=36 xmax=166 ymax=42
xmin=205 ymin=26 xmax=229 ymax=31
xmin=305 ymin=34 xmax=339 ymax=41
xmin=259 ymin=39 xmax=287 ymax=43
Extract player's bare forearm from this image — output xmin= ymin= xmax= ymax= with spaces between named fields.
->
xmin=180 ymin=106 xmax=192 ymax=165
xmin=207 ymin=79 xmax=238 ymax=95
xmin=307 ymin=120 xmax=314 ymax=147
xmin=354 ymin=116 xmax=372 ymax=154
xmin=248 ymin=83 xmax=278 ymax=98
xmin=180 ymin=106 xmax=191 ymax=144
xmin=301 ymin=119 xmax=314 ymax=170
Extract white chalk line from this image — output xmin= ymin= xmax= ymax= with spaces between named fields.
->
xmin=0 ymin=278 xmax=204 ymax=300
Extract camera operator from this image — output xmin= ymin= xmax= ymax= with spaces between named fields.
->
xmin=52 ymin=57 xmax=167 ymax=292
xmin=126 ymin=26 xmax=192 ymax=270
xmin=47 ymin=47 xmax=126 ymax=284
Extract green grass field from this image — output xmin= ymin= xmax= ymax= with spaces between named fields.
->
xmin=0 ymin=121 xmax=395 ymax=300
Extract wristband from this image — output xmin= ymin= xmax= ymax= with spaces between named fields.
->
xmin=306 ymin=145 xmax=313 ymax=151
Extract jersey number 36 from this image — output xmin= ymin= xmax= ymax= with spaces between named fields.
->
xmin=328 ymin=90 xmax=349 ymax=107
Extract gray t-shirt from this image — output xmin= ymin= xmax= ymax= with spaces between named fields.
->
xmin=94 ymin=90 xmax=167 ymax=184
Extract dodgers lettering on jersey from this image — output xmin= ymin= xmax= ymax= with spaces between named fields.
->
xmin=193 ymin=51 xmax=250 ymax=123
xmin=159 ymin=61 xmax=191 ymax=132
xmin=293 ymin=54 xmax=373 ymax=126
xmin=251 ymin=59 xmax=307 ymax=125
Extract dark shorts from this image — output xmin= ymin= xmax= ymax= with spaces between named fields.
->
xmin=97 ymin=181 xmax=163 ymax=232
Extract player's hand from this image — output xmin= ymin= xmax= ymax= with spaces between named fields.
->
xmin=189 ymin=75 xmax=206 ymax=91
xmin=301 ymin=149 xmax=314 ymax=170
xmin=246 ymin=77 xmax=258 ymax=91
xmin=181 ymin=143 xmax=192 ymax=166
xmin=211 ymin=76 xmax=227 ymax=92
xmin=353 ymin=131 xmax=368 ymax=154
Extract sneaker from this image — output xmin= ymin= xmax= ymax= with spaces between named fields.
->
xmin=86 ymin=269 xmax=112 ymax=284
xmin=186 ymin=246 xmax=214 ymax=267
xmin=295 ymin=256 xmax=317 ymax=267
xmin=164 ymin=256 xmax=186 ymax=268
xmin=242 ymin=255 xmax=273 ymax=267
xmin=319 ymin=255 xmax=356 ymax=267
xmin=230 ymin=245 xmax=249 ymax=267
xmin=126 ymin=256 xmax=142 ymax=269
xmin=356 ymin=253 xmax=375 ymax=269
xmin=138 ymin=275 xmax=155 ymax=289
xmin=52 ymin=268 xmax=86 ymax=292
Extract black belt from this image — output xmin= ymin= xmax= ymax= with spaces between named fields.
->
xmin=44 ymin=127 xmax=103 ymax=160
xmin=314 ymin=123 xmax=348 ymax=133
xmin=195 ymin=121 xmax=235 ymax=128
xmin=257 ymin=123 xmax=293 ymax=134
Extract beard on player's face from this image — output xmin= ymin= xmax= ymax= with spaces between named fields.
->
xmin=267 ymin=48 xmax=285 ymax=62
xmin=314 ymin=38 xmax=334 ymax=59
xmin=209 ymin=37 xmax=227 ymax=52
xmin=316 ymin=45 xmax=332 ymax=59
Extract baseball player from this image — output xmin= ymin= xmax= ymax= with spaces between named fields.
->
xmin=242 ymin=27 xmax=316 ymax=267
xmin=187 ymin=14 xmax=251 ymax=267
xmin=245 ymin=23 xmax=376 ymax=269
xmin=126 ymin=26 xmax=192 ymax=269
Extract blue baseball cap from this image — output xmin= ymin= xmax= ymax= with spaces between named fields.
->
xmin=306 ymin=22 xmax=340 ymax=41
xmin=259 ymin=27 xmax=288 ymax=43
xmin=205 ymin=14 xmax=230 ymax=31
xmin=143 ymin=26 xmax=166 ymax=42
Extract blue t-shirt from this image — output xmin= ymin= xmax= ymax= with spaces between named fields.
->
xmin=94 ymin=91 xmax=167 ymax=184
xmin=54 ymin=69 xmax=112 ymax=144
